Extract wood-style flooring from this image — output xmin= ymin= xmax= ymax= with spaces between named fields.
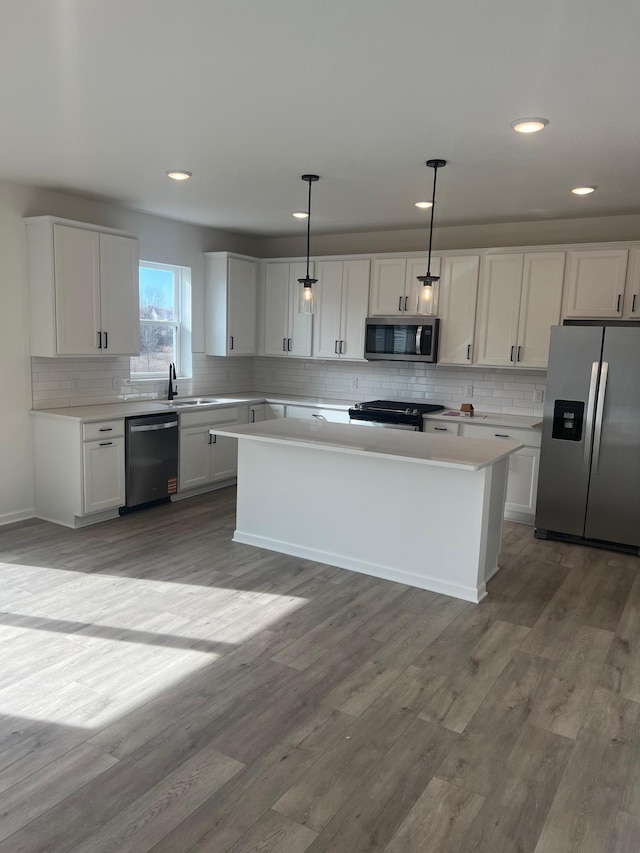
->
xmin=0 ymin=487 xmax=639 ymax=852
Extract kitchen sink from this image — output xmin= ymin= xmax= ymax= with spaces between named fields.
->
xmin=160 ymin=398 xmax=223 ymax=407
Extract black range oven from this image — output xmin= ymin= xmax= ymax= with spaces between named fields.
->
xmin=348 ymin=400 xmax=445 ymax=431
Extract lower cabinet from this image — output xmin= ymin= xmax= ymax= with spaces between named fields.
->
xmin=452 ymin=421 xmax=541 ymax=523
xmin=249 ymin=403 xmax=285 ymax=423
xmin=83 ymin=436 xmax=125 ymax=514
xmin=178 ymin=405 xmax=248 ymax=492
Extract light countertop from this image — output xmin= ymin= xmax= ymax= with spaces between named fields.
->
xmin=211 ymin=418 xmax=523 ymax=471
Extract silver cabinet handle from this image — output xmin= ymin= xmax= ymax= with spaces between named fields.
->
xmin=583 ymin=361 xmax=599 ymax=473
xmin=617 ymin=294 xmax=622 ymax=312
xmin=591 ymin=361 xmax=608 ymax=474
xmin=99 ymin=441 xmax=113 ymax=446
xmin=467 ymin=344 xmax=471 ymax=360
xmin=398 ymin=296 xmax=403 ymax=312
xmin=340 ymin=340 xmax=346 ymax=354
xmin=288 ymin=338 xmax=292 ymax=351
xmin=312 ymin=414 xmax=326 ymax=420
xmin=335 ymin=340 xmax=339 ymax=354
xmin=129 ymin=421 xmax=178 ymax=432
xmin=283 ymin=337 xmax=287 ymax=352
xmin=415 ymin=325 xmax=423 ymax=356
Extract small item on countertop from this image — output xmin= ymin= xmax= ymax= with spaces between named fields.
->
xmin=461 ymin=403 xmax=474 ymax=417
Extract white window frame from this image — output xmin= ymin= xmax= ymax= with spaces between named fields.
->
xmin=131 ymin=261 xmax=192 ymax=380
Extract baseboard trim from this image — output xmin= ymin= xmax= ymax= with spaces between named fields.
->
xmin=0 ymin=508 xmax=36 ymax=527
xmin=172 ymin=478 xmax=236 ymax=501
xmin=233 ymin=530 xmax=486 ymax=603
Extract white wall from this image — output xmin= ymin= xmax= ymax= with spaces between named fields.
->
xmin=0 ymin=177 xmax=261 ymax=524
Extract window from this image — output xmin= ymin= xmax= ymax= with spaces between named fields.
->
xmin=130 ymin=262 xmax=191 ymax=378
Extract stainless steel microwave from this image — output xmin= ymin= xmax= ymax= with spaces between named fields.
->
xmin=364 ymin=317 xmax=439 ymax=363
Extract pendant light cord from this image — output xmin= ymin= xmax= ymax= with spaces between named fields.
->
xmin=305 ymin=177 xmax=312 ymax=279
xmin=426 ymin=163 xmax=439 ymax=277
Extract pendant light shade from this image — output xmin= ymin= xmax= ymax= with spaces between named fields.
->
xmin=417 ymin=159 xmax=446 ymax=304
xmin=298 ymin=174 xmax=319 ymax=314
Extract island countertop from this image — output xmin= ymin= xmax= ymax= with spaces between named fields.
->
xmin=211 ymin=418 xmax=522 ymax=471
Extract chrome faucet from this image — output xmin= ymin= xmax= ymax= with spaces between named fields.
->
xmin=167 ymin=363 xmax=177 ymax=400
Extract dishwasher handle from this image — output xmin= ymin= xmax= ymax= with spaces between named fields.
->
xmin=129 ymin=421 xmax=178 ymax=433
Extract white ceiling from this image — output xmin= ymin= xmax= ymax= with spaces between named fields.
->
xmin=1 ymin=0 xmax=639 ymax=236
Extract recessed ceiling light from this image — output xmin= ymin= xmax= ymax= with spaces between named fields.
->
xmin=511 ymin=118 xmax=549 ymax=133
xmin=292 ymin=211 xmax=309 ymax=219
xmin=165 ymin=170 xmax=192 ymax=181
xmin=415 ymin=201 xmax=433 ymax=209
xmin=571 ymin=186 xmax=597 ymax=195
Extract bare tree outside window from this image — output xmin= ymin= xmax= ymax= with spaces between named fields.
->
xmin=130 ymin=266 xmax=182 ymax=376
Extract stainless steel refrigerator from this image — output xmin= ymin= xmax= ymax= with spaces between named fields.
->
xmin=535 ymin=324 xmax=640 ymax=554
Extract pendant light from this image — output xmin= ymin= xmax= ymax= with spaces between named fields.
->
xmin=298 ymin=174 xmax=319 ymax=314
xmin=417 ymin=159 xmax=446 ymax=309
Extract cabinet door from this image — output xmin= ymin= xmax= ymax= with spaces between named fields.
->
xmin=563 ymin=248 xmax=628 ymax=318
xmin=82 ymin=438 xmax=125 ymax=513
xmin=287 ymin=262 xmax=313 ymax=357
xmin=210 ymin=434 xmax=238 ymax=482
xmin=179 ymin=425 xmax=211 ymax=490
xmin=623 ymin=248 xmax=640 ymax=319
xmin=405 ymin=256 xmax=441 ymax=315
xmin=340 ymin=259 xmax=370 ymax=359
xmin=313 ymin=260 xmax=343 ymax=359
xmin=437 ymin=255 xmax=479 ymax=364
xmin=369 ymin=259 xmax=406 ymax=315
xmin=53 ymin=225 xmax=101 ymax=355
xmin=516 ymin=252 xmax=565 ymax=368
xmin=504 ymin=447 xmax=540 ymax=519
xmin=227 ymin=257 xmax=257 ymax=355
xmin=99 ymin=233 xmax=139 ymax=355
xmin=475 ymin=254 xmax=523 ymax=367
xmin=264 ymin=263 xmax=290 ymax=355
xmin=249 ymin=405 xmax=266 ymax=423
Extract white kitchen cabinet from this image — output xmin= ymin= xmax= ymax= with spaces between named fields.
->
xmin=32 ymin=414 xmax=126 ymax=527
xmin=313 ymin=259 xmax=370 ymax=360
xmin=424 ymin=421 xmax=460 ymax=436
xmin=204 ymin=253 xmax=258 ymax=356
xmin=369 ymin=256 xmax=441 ymax=316
xmin=285 ymin=404 xmax=350 ymax=423
xmin=25 ymin=216 xmax=139 ymax=357
xmin=623 ymin=248 xmax=640 ymax=318
xmin=83 ymin=436 xmax=125 ymax=514
xmin=249 ymin=403 xmax=285 ymax=423
xmin=263 ymin=262 xmax=313 ymax=357
xmin=475 ymin=252 xmax=564 ymax=368
xmin=178 ymin=405 xmax=248 ymax=492
xmin=458 ymin=422 xmax=541 ymax=522
xmin=437 ymin=255 xmax=480 ymax=365
xmin=562 ymin=248 xmax=628 ymax=319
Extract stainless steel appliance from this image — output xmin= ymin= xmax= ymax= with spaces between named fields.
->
xmin=535 ymin=324 xmax=640 ymax=554
xmin=122 ymin=412 xmax=179 ymax=512
xmin=364 ymin=317 xmax=439 ymax=363
xmin=349 ymin=400 xmax=444 ymax=430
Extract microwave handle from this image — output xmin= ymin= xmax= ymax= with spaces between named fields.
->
xmin=415 ymin=325 xmax=423 ymax=356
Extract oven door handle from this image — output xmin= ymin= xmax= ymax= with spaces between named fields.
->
xmin=415 ymin=325 xmax=423 ymax=356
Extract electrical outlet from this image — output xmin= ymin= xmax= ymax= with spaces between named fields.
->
xmin=464 ymin=384 xmax=473 ymax=398
xmin=534 ymin=389 xmax=544 ymax=403
xmin=351 ymin=378 xmax=358 ymax=390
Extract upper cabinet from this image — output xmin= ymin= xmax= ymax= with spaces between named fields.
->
xmin=204 ymin=253 xmax=258 ymax=356
xmin=562 ymin=248 xmax=630 ymax=319
xmin=313 ymin=259 xmax=370 ymax=360
xmin=263 ymin=262 xmax=313 ymax=357
xmin=623 ymin=248 xmax=640 ymax=318
xmin=25 ymin=217 xmax=139 ymax=357
xmin=437 ymin=255 xmax=480 ymax=365
xmin=475 ymin=251 xmax=564 ymax=368
xmin=369 ymin=256 xmax=441 ymax=316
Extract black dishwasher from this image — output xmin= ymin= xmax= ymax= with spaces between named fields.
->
xmin=122 ymin=412 xmax=179 ymax=512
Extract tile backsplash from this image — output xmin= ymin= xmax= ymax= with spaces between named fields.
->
xmin=31 ymin=355 xmax=546 ymax=416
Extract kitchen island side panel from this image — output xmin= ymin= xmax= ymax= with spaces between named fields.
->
xmin=232 ymin=439 xmax=507 ymax=602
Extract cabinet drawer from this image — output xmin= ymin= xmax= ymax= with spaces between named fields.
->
xmin=286 ymin=405 xmax=350 ymax=423
xmin=424 ymin=422 xmax=460 ymax=436
xmin=180 ymin=405 xmax=247 ymax=428
xmin=83 ymin=420 xmax=124 ymax=441
xmin=459 ymin=423 xmax=541 ymax=447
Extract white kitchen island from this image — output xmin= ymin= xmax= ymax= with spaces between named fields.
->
xmin=211 ymin=419 xmax=522 ymax=603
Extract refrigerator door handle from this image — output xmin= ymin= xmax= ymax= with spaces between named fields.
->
xmin=583 ymin=361 xmax=600 ymax=473
xmin=591 ymin=361 xmax=609 ymax=475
